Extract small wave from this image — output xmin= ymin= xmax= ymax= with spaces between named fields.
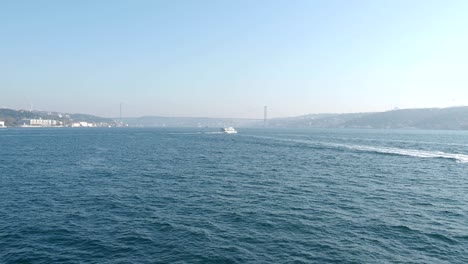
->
xmin=454 ymin=235 xmax=468 ymax=241
xmin=391 ymin=225 xmax=415 ymax=233
xmin=427 ymin=233 xmax=457 ymax=244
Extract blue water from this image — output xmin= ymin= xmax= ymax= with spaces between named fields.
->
xmin=1 ymin=128 xmax=468 ymax=263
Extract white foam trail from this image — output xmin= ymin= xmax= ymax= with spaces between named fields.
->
xmin=164 ymin=131 xmax=223 ymax=135
xmin=324 ymin=136 xmax=468 ymax=147
xmin=330 ymin=143 xmax=468 ymax=164
xmin=248 ymin=135 xmax=468 ymax=163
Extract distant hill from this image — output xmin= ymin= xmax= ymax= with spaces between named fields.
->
xmin=123 ymin=116 xmax=261 ymax=128
xmin=67 ymin=113 xmax=114 ymax=123
xmin=122 ymin=107 xmax=468 ymax=130
xmin=0 ymin=108 xmax=114 ymax=126
xmin=268 ymin=107 xmax=468 ymax=130
xmin=3 ymin=106 xmax=468 ymax=130
xmin=267 ymin=113 xmax=371 ymax=128
xmin=341 ymin=107 xmax=468 ymax=130
xmin=0 ymin=109 xmax=43 ymax=126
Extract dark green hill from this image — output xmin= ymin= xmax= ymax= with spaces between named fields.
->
xmin=0 ymin=108 xmax=114 ymax=127
xmin=0 ymin=109 xmax=43 ymax=126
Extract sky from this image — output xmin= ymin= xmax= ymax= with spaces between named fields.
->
xmin=1 ymin=0 xmax=468 ymax=118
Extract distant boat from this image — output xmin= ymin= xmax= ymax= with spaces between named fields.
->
xmin=222 ymin=127 xmax=237 ymax=134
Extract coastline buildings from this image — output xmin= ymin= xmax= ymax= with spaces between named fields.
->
xmin=20 ymin=118 xmax=116 ymax=128
xmin=71 ymin=122 xmax=95 ymax=127
xmin=22 ymin=118 xmax=59 ymax=127
xmin=0 ymin=108 xmax=124 ymax=128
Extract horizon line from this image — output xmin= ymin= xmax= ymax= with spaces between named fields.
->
xmin=2 ymin=105 xmax=468 ymax=120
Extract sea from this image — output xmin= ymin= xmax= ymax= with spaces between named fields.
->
xmin=1 ymin=128 xmax=467 ymax=263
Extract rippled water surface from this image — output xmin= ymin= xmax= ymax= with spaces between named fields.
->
xmin=1 ymin=128 xmax=468 ymax=263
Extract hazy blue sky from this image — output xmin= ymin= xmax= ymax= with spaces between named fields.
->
xmin=1 ymin=0 xmax=468 ymax=118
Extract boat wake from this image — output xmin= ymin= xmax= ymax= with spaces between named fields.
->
xmin=163 ymin=131 xmax=225 ymax=135
xmin=250 ymin=136 xmax=468 ymax=163
xmin=332 ymin=143 xmax=468 ymax=163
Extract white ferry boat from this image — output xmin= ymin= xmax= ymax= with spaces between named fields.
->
xmin=222 ymin=127 xmax=237 ymax=134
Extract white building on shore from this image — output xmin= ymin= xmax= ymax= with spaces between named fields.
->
xmin=71 ymin=122 xmax=95 ymax=127
xmin=0 ymin=121 xmax=5 ymax=128
xmin=22 ymin=118 xmax=58 ymax=127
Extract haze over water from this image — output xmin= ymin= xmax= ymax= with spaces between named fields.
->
xmin=1 ymin=128 xmax=467 ymax=263
xmin=2 ymin=0 xmax=468 ymax=117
